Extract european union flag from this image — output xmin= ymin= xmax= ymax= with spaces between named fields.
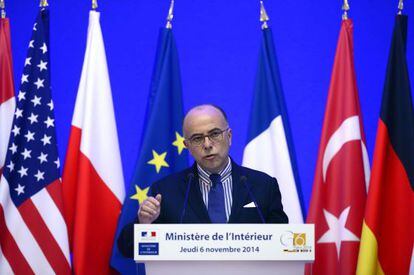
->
xmin=110 ymin=27 xmax=188 ymax=274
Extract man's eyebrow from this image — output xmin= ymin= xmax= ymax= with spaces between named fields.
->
xmin=188 ymin=128 xmax=221 ymax=139
xmin=189 ymin=133 xmax=202 ymax=139
xmin=188 ymin=132 xmax=204 ymax=139
xmin=207 ymin=128 xmax=221 ymax=133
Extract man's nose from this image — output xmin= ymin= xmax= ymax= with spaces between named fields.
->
xmin=202 ymin=136 xmax=213 ymax=149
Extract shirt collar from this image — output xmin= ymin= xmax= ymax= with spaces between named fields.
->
xmin=197 ymin=157 xmax=232 ymax=185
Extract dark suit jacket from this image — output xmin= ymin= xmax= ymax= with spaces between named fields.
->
xmin=118 ymin=160 xmax=288 ymax=258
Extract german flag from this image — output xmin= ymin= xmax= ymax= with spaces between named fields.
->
xmin=356 ymin=15 xmax=414 ymax=275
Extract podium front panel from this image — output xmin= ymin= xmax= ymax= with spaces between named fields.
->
xmin=134 ymin=224 xmax=314 ymax=262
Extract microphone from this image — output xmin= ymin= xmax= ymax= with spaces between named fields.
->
xmin=240 ymin=176 xmax=266 ymax=224
xmin=180 ymin=173 xmax=194 ymax=223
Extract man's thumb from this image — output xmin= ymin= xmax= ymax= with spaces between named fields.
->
xmin=155 ymin=194 xmax=162 ymax=203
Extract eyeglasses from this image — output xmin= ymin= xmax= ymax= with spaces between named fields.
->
xmin=186 ymin=127 xmax=229 ymax=146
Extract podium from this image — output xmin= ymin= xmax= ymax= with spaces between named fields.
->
xmin=134 ymin=224 xmax=314 ymax=275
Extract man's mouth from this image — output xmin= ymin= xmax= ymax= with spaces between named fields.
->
xmin=204 ymin=154 xmax=216 ymax=160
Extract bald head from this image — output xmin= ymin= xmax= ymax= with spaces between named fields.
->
xmin=182 ymin=104 xmax=232 ymax=173
xmin=183 ymin=105 xmax=228 ymax=138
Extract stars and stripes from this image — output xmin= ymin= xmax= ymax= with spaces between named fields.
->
xmin=3 ymin=14 xmax=57 ymax=205
xmin=0 ymin=9 xmax=71 ymax=274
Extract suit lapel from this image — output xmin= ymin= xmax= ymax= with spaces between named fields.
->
xmin=228 ymin=162 xmax=249 ymax=223
xmin=180 ymin=164 xmax=211 ymax=223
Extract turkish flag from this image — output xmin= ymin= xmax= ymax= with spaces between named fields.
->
xmin=306 ymin=19 xmax=369 ymax=275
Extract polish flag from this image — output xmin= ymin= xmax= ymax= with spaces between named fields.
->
xmin=62 ymin=11 xmax=125 ymax=274
xmin=0 ymin=18 xmax=15 ymax=175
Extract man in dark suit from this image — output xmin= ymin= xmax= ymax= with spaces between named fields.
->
xmin=118 ymin=104 xmax=288 ymax=257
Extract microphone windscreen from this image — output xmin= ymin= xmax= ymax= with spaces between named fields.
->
xmin=187 ymin=173 xmax=194 ymax=180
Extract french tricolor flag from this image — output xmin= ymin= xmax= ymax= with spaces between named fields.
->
xmin=242 ymin=24 xmax=304 ymax=223
xmin=62 ymin=11 xmax=125 ymax=274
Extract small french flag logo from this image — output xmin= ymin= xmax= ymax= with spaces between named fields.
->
xmin=140 ymin=231 xmax=157 ymax=240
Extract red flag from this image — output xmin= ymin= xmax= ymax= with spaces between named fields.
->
xmin=306 ymin=19 xmax=369 ymax=274
xmin=0 ymin=17 xmax=15 ymax=174
xmin=62 ymin=11 xmax=125 ymax=274
xmin=356 ymin=15 xmax=414 ymax=275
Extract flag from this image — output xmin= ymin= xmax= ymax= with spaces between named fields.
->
xmin=356 ymin=15 xmax=414 ymax=275
xmin=305 ymin=19 xmax=370 ymax=274
xmin=62 ymin=11 xmax=125 ymax=274
xmin=0 ymin=16 xmax=15 ymax=175
xmin=0 ymin=8 xmax=71 ymax=274
xmin=110 ymin=27 xmax=188 ymax=274
xmin=242 ymin=26 xmax=304 ymax=223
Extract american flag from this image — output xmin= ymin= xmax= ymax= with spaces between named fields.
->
xmin=0 ymin=8 xmax=71 ymax=274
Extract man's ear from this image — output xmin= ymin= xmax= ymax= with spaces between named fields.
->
xmin=183 ymin=139 xmax=189 ymax=148
xmin=227 ymin=128 xmax=232 ymax=146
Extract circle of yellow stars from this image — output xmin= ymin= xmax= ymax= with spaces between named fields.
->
xmin=130 ymin=131 xmax=186 ymax=203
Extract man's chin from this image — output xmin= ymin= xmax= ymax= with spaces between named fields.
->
xmin=200 ymin=162 xmax=222 ymax=174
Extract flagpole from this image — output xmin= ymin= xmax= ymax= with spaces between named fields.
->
xmin=0 ymin=0 xmax=5 ymax=18
xmin=259 ymin=1 xmax=269 ymax=29
xmin=39 ymin=0 xmax=48 ymax=8
xmin=92 ymin=0 xmax=98 ymax=10
xmin=397 ymin=0 xmax=403 ymax=14
xmin=342 ymin=0 xmax=350 ymax=20
xmin=166 ymin=0 xmax=174 ymax=29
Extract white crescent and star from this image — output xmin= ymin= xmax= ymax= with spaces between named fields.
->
xmin=317 ymin=207 xmax=359 ymax=259
xmin=317 ymin=115 xmax=369 ymax=260
xmin=322 ymin=115 xmax=370 ymax=191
